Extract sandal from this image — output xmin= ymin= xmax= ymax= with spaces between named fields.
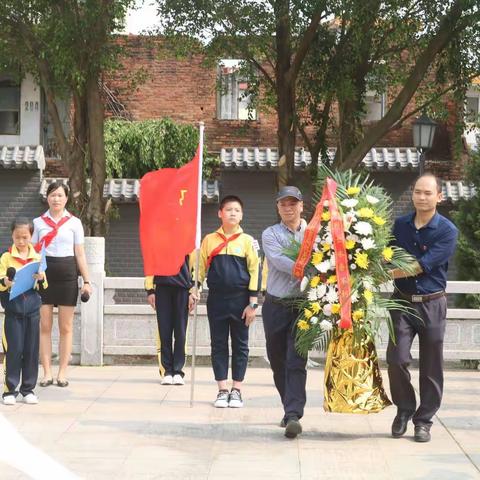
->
xmin=56 ymin=379 xmax=69 ymax=388
xmin=39 ymin=379 xmax=53 ymax=387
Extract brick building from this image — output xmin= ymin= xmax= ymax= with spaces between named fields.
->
xmin=0 ymin=35 xmax=478 ymax=278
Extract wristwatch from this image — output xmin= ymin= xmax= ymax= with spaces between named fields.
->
xmin=249 ymin=302 xmax=259 ymax=309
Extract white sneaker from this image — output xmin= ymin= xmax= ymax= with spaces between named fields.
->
xmin=214 ymin=390 xmax=229 ymax=408
xmin=161 ymin=375 xmax=173 ymax=385
xmin=23 ymin=393 xmax=39 ymax=405
xmin=3 ymin=395 xmax=16 ymax=405
xmin=173 ymin=374 xmax=185 ymax=385
xmin=228 ymin=389 xmax=244 ymax=408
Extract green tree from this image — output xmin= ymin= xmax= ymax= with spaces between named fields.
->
xmin=297 ymin=0 xmax=480 ymax=176
xmin=452 ymin=150 xmax=480 ymax=308
xmin=156 ymin=0 xmax=479 ymax=183
xmin=0 ymin=0 xmax=135 ymax=235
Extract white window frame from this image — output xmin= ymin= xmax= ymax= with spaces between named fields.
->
xmin=465 ymin=87 xmax=480 ymax=124
xmin=363 ymin=90 xmax=386 ymax=122
xmin=217 ymin=61 xmax=257 ymax=121
xmin=0 ymin=74 xmax=21 ymax=135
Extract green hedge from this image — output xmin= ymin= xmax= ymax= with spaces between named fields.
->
xmin=105 ymin=118 xmax=218 ymax=179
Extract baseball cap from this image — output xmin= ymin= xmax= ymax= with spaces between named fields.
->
xmin=276 ymin=186 xmax=303 ymax=202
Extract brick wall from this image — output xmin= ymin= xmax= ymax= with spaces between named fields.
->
xmin=0 ymin=170 xmax=44 ymax=250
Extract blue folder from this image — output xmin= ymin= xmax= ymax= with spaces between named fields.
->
xmin=9 ymin=246 xmax=47 ymax=301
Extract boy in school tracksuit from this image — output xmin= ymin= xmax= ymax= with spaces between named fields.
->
xmin=197 ymin=195 xmax=260 ymax=408
xmin=145 ymin=256 xmax=195 ymax=385
xmin=1 ymin=218 xmax=48 ymax=405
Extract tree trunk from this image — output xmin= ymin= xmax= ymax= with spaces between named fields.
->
xmin=86 ymin=75 xmax=107 ymax=236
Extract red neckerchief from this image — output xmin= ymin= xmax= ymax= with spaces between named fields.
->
xmin=206 ymin=232 xmax=242 ymax=267
xmin=8 ymin=246 xmax=35 ymax=266
xmin=35 ymin=213 xmax=72 ymax=251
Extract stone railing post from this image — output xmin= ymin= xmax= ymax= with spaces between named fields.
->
xmin=80 ymin=236 xmax=105 ymax=365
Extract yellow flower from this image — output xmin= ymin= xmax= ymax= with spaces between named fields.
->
xmin=382 ymin=247 xmax=394 ymax=262
xmin=321 ymin=211 xmax=331 ymax=221
xmin=345 ymin=239 xmax=356 ymax=250
xmin=355 ymin=252 xmax=369 ymax=269
xmin=331 ymin=303 xmax=341 ymax=314
xmin=352 ymin=309 xmax=364 ymax=322
xmin=373 ymin=216 xmax=386 ymax=226
xmin=357 ymin=207 xmax=374 ymax=218
xmin=347 ymin=186 xmax=361 ymax=196
xmin=310 ymin=276 xmax=320 ymax=288
xmin=327 ymin=275 xmax=337 ymax=284
xmin=310 ymin=302 xmax=321 ymax=314
xmin=363 ymin=290 xmax=374 ymax=304
xmin=304 ymin=308 xmax=313 ymax=319
xmin=322 ymin=243 xmax=331 ymax=252
xmin=311 ymin=251 xmax=324 ymax=265
xmin=297 ymin=320 xmax=310 ymax=331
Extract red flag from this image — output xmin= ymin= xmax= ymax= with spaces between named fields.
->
xmin=139 ymin=147 xmax=201 ymax=276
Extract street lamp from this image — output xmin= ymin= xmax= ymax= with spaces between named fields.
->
xmin=412 ymin=113 xmax=437 ymax=174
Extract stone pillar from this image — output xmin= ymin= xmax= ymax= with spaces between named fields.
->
xmin=80 ymin=236 xmax=105 ymax=365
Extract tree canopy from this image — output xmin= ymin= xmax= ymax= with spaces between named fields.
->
xmin=156 ymin=0 xmax=480 ymax=184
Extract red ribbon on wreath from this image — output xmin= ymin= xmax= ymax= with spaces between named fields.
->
xmin=293 ymin=178 xmax=352 ymax=329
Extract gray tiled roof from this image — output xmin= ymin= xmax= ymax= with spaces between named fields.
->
xmin=442 ymin=181 xmax=476 ymax=203
xmin=0 ymin=145 xmax=45 ymax=170
xmin=220 ymin=147 xmax=420 ymax=170
xmin=40 ymin=178 xmax=220 ymax=204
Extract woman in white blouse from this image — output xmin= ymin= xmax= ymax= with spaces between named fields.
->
xmin=33 ymin=181 xmax=92 ymax=387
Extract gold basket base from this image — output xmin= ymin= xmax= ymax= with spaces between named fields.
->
xmin=324 ymin=330 xmax=391 ymax=414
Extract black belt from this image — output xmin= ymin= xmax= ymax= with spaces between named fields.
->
xmin=265 ymin=293 xmax=302 ymax=305
xmin=394 ymin=290 xmax=445 ymax=303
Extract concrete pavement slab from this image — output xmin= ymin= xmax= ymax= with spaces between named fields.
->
xmin=0 ymin=365 xmax=479 ymax=480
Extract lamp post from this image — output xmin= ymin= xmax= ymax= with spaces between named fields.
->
xmin=412 ymin=113 xmax=437 ymax=174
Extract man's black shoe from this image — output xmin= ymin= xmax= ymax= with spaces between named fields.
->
xmin=279 ymin=417 xmax=287 ymax=428
xmin=285 ymin=417 xmax=302 ymax=439
xmin=391 ymin=411 xmax=413 ymax=438
xmin=414 ymin=425 xmax=431 ymax=443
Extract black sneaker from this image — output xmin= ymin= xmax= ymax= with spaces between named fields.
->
xmin=391 ymin=410 xmax=413 ymax=438
xmin=228 ymin=388 xmax=243 ymax=408
xmin=285 ymin=417 xmax=302 ymax=439
xmin=214 ymin=390 xmax=229 ymax=408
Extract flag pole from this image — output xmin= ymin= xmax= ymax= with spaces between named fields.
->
xmin=190 ymin=121 xmax=204 ymax=407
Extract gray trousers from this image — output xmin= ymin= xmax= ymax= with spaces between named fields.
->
xmin=387 ymin=295 xmax=447 ymax=426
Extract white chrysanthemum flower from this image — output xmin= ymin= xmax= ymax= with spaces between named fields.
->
xmin=323 ymin=304 xmax=332 ymax=316
xmin=353 ymin=221 xmax=373 ymax=236
xmin=307 ymin=289 xmax=318 ymax=301
xmin=320 ymin=319 xmax=333 ymax=331
xmin=300 ymin=276 xmax=309 ymax=292
xmin=347 ymin=234 xmax=360 ymax=243
xmin=315 ymin=235 xmax=322 ymax=243
xmin=316 ymin=260 xmax=331 ymax=273
xmin=351 ymin=264 xmax=357 ymax=270
xmin=348 ymin=254 xmax=353 ymax=260
xmin=330 ymin=253 xmax=336 ymax=268
xmin=317 ymin=284 xmax=327 ymax=299
xmin=350 ymin=290 xmax=359 ymax=303
xmin=366 ymin=194 xmax=380 ymax=204
xmin=341 ymin=198 xmax=359 ymax=208
xmin=362 ymin=276 xmax=374 ymax=290
xmin=310 ymin=316 xmax=319 ymax=325
xmin=326 ymin=287 xmax=338 ymax=303
xmin=361 ymin=238 xmax=376 ymax=250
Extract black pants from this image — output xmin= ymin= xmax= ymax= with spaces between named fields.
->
xmin=387 ymin=295 xmax=447 ymax=426
xmin=262 ymin=294 xmax=307 ymax=420
xmin=155 ymin=285 xmax=189 ymax=377
xmin=207 ymin=291 xmax=250 ymax=382
xmin=2 ymin=309 xmax=40 ymax=398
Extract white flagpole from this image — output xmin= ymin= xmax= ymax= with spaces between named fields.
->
xmin=190 ymin=121 xmax=204 ymax=407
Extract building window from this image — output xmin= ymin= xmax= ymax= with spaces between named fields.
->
xmin=0 ymin=75 xmax=20 ymax=135
xmin=217 ymin=60 xmax=256 ymax=120
xmin=363 ymin=91 xmax=385 ymax=122
xmin=465 ymin=89 xmax=480 ymax=123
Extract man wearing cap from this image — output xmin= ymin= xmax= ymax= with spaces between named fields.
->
xmin=261 ymin=186 xmax=307 ymax=439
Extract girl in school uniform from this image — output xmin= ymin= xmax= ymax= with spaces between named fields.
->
xmin=32 ymin=181 xmax=92 ymax=388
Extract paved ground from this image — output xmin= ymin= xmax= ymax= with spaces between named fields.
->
xmin=0 ymin=365 xmax=479 ymax=480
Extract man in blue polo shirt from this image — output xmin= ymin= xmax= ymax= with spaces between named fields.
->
xmin=388 ymin=173 xmax=458 ymax=443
